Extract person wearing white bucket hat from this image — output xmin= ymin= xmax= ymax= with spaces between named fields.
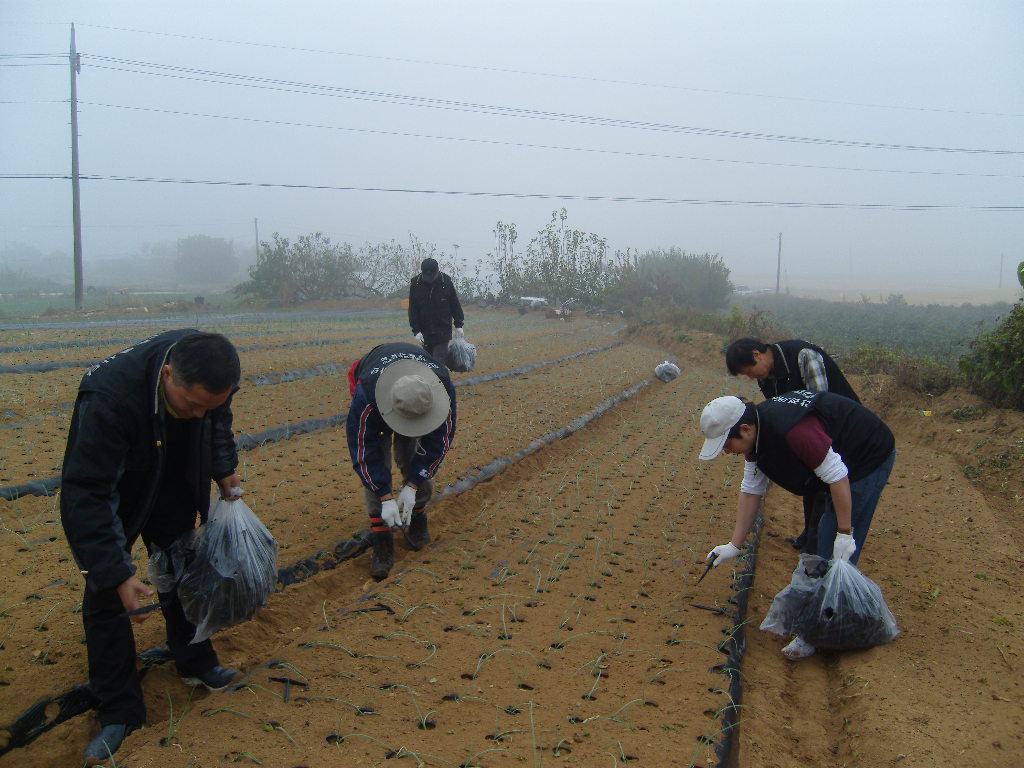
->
xmin=697 ymin=390 xmax=895 ymax=659
xmin=346 ymin=342 xmax=456 ymax=580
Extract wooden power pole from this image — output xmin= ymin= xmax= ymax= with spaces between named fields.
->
xmin=775 ymin=232 xmax=782 ymax=294
xmin=70 ymin=24 xmax=84 ymax=311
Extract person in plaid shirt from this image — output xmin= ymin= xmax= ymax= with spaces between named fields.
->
xmin=724 ymin=338 xmax=860 ymax=551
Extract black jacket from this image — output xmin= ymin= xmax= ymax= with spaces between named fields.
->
xmin=408 ymin=272 xmax=464 ymax=346
xmin=758 ymin=340 xmax=860 ymax=403
xmin=753 ymin=390 xmax=894 ymax=496
xmin=60 ymin=329 xmax=238 ymax=593
xmin=346 ymin=342 xmax=456 ymax=495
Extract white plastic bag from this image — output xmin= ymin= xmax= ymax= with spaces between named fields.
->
xmin=760 ymin=554 xmax=826 ymax=636
xmin=446 ymin=337 xmax=477 ymax=372
xmin=173 ymin=499 xmax=278 ymax=644
xmin=654 ymin=360 xmax=680 ymax=383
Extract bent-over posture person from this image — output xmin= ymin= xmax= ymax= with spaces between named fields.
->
xmin=725 ymin=337 xmax=861 ymax=550
xmin=61 ymin=330 xmax=244 ymax=765
xmin=346 ymin=342 xmax=456 ymax=581
xmin=697 ymin=389 xmax=895 ymax=660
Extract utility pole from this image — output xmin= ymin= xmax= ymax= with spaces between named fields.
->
xmin=999 ymin=253 xmax=1003 ymax=289
xmin=254 ymin=217 xmax=260 ymax=259
xmin=775 ymin=232 xmax=782 ymax=294
xmin=70 ymin=23 xmax=84 ymax=311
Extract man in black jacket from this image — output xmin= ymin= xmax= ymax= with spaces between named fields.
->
xmin=698 ymin=390 xmax=896 ymax=659
xmin=725 ymin=337 xmax=860 ymax=549
xmin=408 ymin=257 xmax=465 ymax=365
xmin=60 ymin=330 xmax=243 ymax=764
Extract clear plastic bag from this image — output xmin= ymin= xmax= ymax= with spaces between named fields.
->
xmin=446 ymin=337 xmax=477 ymax=372
xmin=148 ymin=534 xmax=191 ymax=595
xmin=654 ymin=360 xmax=680 ymax=383
xmin=156 ymin=499 xmax=278 ymax=644
xmin=760 ymin=554 xmax=826 ymax=636
xmin=794 ymin=558 xmax=899 ymax=650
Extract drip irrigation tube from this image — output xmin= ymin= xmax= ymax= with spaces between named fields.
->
xmin=709 ymin=505 xmax=765 ymax=768
xmin=0 ymin=308 xmax=400 ymax=333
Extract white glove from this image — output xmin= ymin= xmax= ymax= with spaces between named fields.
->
xmin=381 ymin=499 xmax=401 ymax=528
xmin=414 ymin=332 xmax=425 ymax=344
xmin=707 ymin=542 xmax=741 ymax=567
xmin=397 ymin=485 xmax=417 ymax=526
xmin=832 ymin=532 xmax=856 ymax=562
xmin=453 ymin=327 xmax=465 ymax=340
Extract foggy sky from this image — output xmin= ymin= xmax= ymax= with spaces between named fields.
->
xmin=2 ymin=1 xmax=1022 ymax=295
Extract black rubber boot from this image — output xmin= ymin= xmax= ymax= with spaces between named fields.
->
xmin=83 ymin=724 xmax=139 ymax=766
xmin=370 ymin=530 xmax=394 ymax=581
xmin=406 ymin=511 xmax=430 ymax=551
xmin=788 ymin=528 xmax=808 ymax=551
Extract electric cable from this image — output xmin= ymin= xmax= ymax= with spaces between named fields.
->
xmin=75 ymin=22 xmax=1024 ymax=120
xmin=76 ymin=100 xmax=1024 ymax=181
xmin=80 ymin=55 xmax=1024 ymax=157
xmin=3 ymin=173 xmax=1021 ymax=211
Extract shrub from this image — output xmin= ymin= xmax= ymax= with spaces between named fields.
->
xmin=959 ymin=301 xmax=1024 ymax=411
xmin=844 ymin=344 xmax=958 ymax=396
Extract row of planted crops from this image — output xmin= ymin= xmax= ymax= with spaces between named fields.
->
xmin=0 ymin=308 xmax=761 ymax=768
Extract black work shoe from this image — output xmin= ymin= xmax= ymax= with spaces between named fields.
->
xmin=787 ymin=528 xmax=808 ymax=551
xmin=182 ymin=665 xmax=241 ymax=692
xmin=370 ymin=530 xmax=394 ymax=581
xmin=406 ymin=511 xmax=430 ymax=551
xmin=83 ymin=723 xmax=138 ymax=765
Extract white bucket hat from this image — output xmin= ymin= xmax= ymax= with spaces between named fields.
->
xmin=698 ymin=396 xmax=746 ymax=460
xmin=376 ymin=358 xmax=451 ymax=437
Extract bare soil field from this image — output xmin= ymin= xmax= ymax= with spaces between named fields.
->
xmin=0 ymin=308 xmax=1021 ymax=768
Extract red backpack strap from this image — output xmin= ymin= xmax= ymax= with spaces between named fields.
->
xmin=347 ymin=358 xmax=362 ymax=397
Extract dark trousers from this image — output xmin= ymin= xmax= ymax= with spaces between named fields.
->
xmin=421 ymin=339 xmax=450 ymax=375
xmin=362 ymin=434 xmax=433 ymax=520
xmin=83 ymin=483 xmax=217 ymax=727
xmin=801 ymin=450 xmax=897 ymax=566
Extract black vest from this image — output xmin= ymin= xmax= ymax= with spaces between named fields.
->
xmin=758 ymin=340 xmax=860 ymax=403
xmin=753 ymin=390 xmax=894 ymax=496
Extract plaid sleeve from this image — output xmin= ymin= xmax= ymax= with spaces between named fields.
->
xmin=797 ymin=348 xmax=829 ymax=392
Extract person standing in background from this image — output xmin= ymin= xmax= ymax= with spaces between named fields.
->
xmin=408 ymin=257 xmax=465 ymax=365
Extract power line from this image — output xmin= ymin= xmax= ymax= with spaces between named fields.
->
xmin=76 ymin=22 xmax=1024 ymax=120
xmin=78 ymin=100 xmax=1024 ymax=181
xmin=81 ymin=55 xmax=1024 ymax=157
xmin=5 ymin=173 xmax=1022 ymax=212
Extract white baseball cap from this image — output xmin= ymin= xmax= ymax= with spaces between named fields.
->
xmin=698 ymin=396 xmax=746 ymax=460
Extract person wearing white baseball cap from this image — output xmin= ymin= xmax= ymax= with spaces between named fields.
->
xmin=697 ymin=390 xmax=895 ymax=659
xmin=346 ymin=342 xmax=456 ymax=580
